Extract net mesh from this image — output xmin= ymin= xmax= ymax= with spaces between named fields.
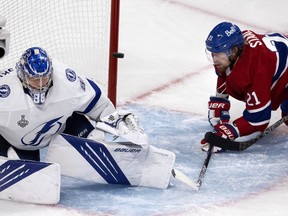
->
xmin=0 ymin=0 xmax=111 ymax=91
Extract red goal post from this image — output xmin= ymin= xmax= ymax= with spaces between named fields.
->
xmin=0 ymin=0 xmax=120 ymax=106
xmin=108 ymin=0 xmax=121 ymax=106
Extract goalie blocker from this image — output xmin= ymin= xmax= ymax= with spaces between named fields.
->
xmin=45 ymin=134 xmax=175 ymax=189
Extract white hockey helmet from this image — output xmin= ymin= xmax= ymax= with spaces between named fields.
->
xmin=16 ymin=47 xmax=53 ymax=105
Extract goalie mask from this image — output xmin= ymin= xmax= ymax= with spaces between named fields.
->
xmin=16 ymin=47 xmax=53 ymax=105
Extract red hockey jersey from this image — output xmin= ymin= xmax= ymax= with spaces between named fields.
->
xmin=215 ymin=30 xmax=288 ymax=136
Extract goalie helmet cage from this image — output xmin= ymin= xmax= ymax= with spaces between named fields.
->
xmin=0 ymin=0 xmax=120 ymax=106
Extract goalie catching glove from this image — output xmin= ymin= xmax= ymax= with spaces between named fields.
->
xmin=96 ymin=110 xmax=149 ymax=146
xmin=201 ymin=123 xmax=240 ymax=153
xmin=208 ymin=96 xmax=231 ymax=126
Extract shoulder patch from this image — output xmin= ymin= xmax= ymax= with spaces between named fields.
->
xmin=65 ymin=68 xmax=77 ymax=82
xmin=0 ymin=84 xmax=11 ymax=98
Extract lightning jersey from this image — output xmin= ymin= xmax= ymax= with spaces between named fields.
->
xmin=0 ymin=59 xmax=115 ymax=150
xmin=215 ymin=30 xmax=288 ymax=136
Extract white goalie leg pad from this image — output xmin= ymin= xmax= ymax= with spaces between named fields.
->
xmin=140 ymin=145 xmax=175 ymax=189
xmin=0 ymin=156 xmax=60 ymax=204
xmin=45 ymin=134 xmax=175 ymax=189
xmin=7 ymin=147 xmax=20 ymax=159
xmin=87 ymin=128 xmax=105 ymax=141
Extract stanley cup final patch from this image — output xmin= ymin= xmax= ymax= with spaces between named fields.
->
xmin=17 ymin=115 xmax=29 ymax=128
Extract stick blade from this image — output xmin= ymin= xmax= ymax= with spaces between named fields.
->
xmin=172 ymin=169 xmax=198 ymax=190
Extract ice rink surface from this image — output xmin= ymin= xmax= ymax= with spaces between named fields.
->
xmin=1 ymin=0 xmax=288 ymax=215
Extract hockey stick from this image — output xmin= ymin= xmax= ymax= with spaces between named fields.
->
xmin=171 ymin=145 xmax=214 ymax=190
xmin=205 ymin=115 xmax=288 ymax=151
xmin=172 ymin=144 xmax=215 ymax=190
xmin=196 ymin=143 xmax=214 ymax=188
xmin=171 ymin=169 xmax=198 ymax=190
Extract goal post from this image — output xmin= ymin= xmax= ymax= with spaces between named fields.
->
xmin=108 ymin=0 xmax=121 ymax=106
xmin=0 ymin=0 xmax=120 ymax=106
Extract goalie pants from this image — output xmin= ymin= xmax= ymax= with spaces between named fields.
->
xmin=0 ymin=112 xmax=95 ymax=161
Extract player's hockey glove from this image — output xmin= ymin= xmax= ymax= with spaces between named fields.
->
xmin=96 ymin=110 xmax=149 ymax=146
xmin=201 ymin=123 xmax=239 ymax=153
xmin=280 ymin=100 xmax=288 ymax=126
xmin=208 ymin=96 xmax=230 ymax=126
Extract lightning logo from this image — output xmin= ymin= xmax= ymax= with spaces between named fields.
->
xmin=21 ymin=116 xmax=63 ymax=146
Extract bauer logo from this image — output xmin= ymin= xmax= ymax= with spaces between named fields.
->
xmin=65 ymin=68 xmax=77 ymax=82
xmin=114 ymin=148 xmax=141 ymax=153
xmin=0 ymin=84 xmax=11 ymax=98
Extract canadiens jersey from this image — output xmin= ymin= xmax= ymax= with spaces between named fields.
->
xmin=0 ymin=59 xmax=115 ymax=150
xmin=215 ymin=30 xmax=288 ymax=136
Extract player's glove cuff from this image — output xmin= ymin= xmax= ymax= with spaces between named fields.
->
xmin=214 ymin=123 xmax=239 ymax=140
xmin=208 ymin=96 xmax=231 ymax=126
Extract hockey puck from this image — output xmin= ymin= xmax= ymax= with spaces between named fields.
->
xmin=112 ymin=52 xmax=124 ymax=58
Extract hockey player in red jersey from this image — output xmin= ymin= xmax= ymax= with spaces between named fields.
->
xmin=201 ymin=21 xmax=288 ymax=152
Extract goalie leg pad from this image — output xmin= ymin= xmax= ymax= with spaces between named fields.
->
xmin=45 ymin=134 xmax=175 ymax=189
xmin=140 ymin=145 xmax=175 ymax=189
xmin=0 ymin=157 xmax=60 ymax=204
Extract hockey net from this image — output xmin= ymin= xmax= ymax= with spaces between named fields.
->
xmin=0 ymin=0 xmax=119 ymax=104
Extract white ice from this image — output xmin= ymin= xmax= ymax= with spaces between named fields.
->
xmin=1 ymin=0 xmax=288 ymax=215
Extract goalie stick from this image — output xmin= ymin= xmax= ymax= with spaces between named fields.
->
xmin=172 ymin=168 xmax=198 ymax=190
xmin=171 ymin=144 xmax=215 ymax=190
xmin=205 ymin=115 xmax=288 ymax=151
xmin=171 ymin=144 xmax=214 ymax=190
